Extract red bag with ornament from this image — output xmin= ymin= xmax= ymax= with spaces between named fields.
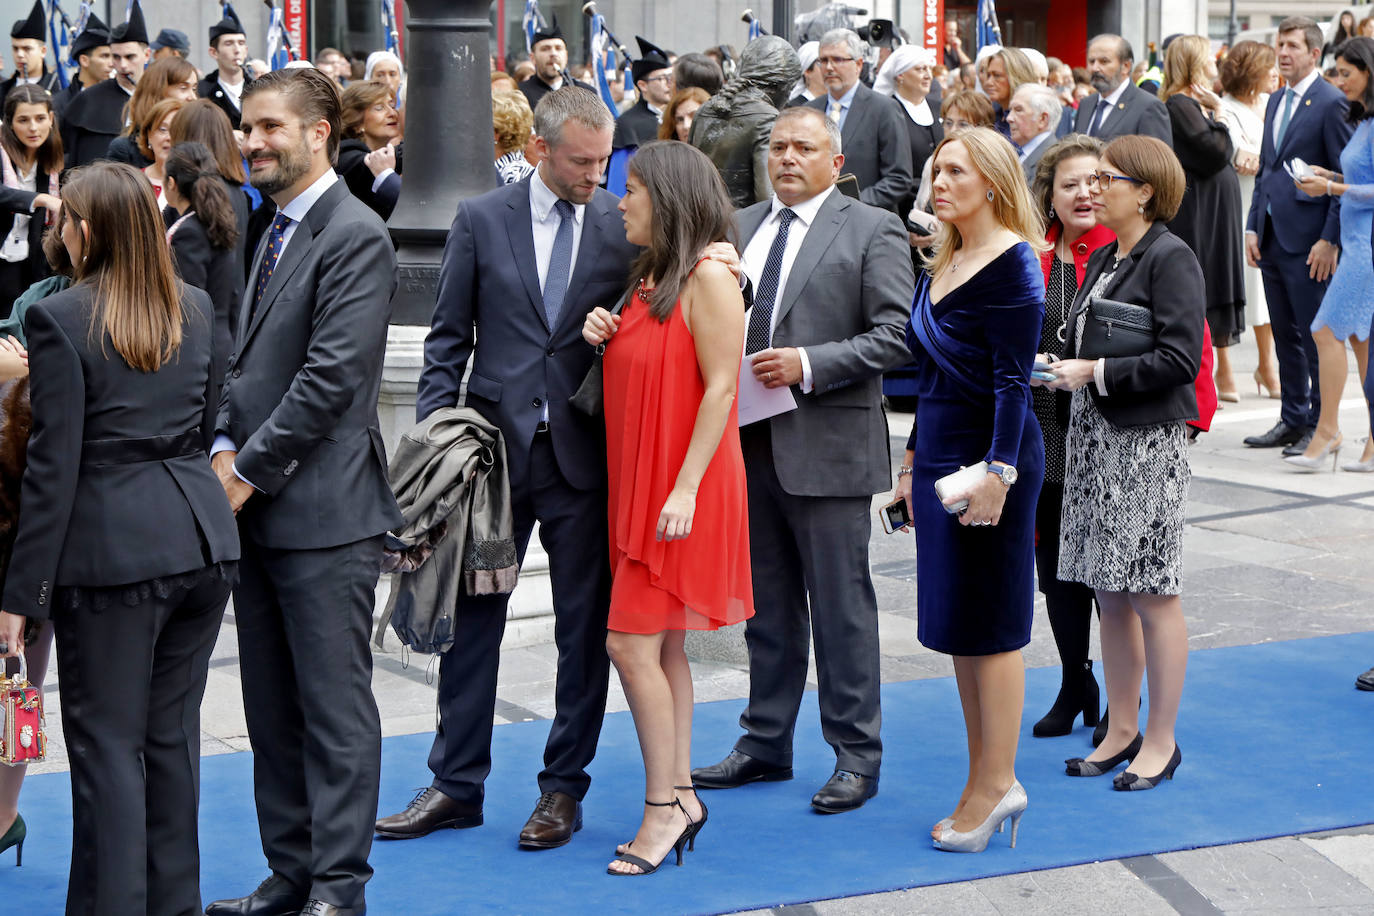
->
xmin=1 ymin=654 xmax=45 ymax=765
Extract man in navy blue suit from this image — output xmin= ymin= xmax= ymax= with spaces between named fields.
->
xmin=1243 ymin=16 xmax=1354 ymax=453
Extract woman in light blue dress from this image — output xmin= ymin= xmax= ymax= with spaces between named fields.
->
xmin=1290 ymin=38 xmax=1374 ymax=471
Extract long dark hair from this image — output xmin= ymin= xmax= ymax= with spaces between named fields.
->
xmin=166 ymin=142 xmax=239 ymax=250
xmin=1337 ymin=37 xmax=1374 ymax=121
xmin=1 ymin=85 xmax=62 ymax=174
xmin=170 ymin=100 xmax=247 ymax=183
xmin=61 ymin=162 xmax=183 ymax=371
xmin=624 ymin=140 xmax=734 ymax=322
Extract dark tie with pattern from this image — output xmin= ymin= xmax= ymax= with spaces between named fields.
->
xmin=543 ymin=199 xmax=575 ymax=328
xmin=744 ymin=208 xmax=797 ymax=355
xmin=1089 ymin=99 xmax=1110 ymax=137
xmin=252 ymin=212 xmax=292 ymax=320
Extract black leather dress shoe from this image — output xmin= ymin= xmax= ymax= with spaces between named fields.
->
xmin=810 ymin=770 xmax=879 ymax=813
xmin=375 ymin=786 xmax=482 ymax=839
xmin=299 ymin=901 xmax=364 ymax=916
xmin=1282 ymin=428 xmax=1316 ymax=457
xmin=205 ymin=875 xmax=306 ymax=916
xmin=1244 ymin=421 xmax=1304 ymax=448
xmin=518 ymin=791 xmax=582 ymax=848
xmin=1357 ymin=667 xmax=1374 ymax=691
xmin=691 ymin=749 xmax=793 ymax=789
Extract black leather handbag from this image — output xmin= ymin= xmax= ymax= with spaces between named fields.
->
xmin=1080 ymin=296 xmax=1154 ymax=359
xmin=569 ymin=292 xmax=630 ymax=417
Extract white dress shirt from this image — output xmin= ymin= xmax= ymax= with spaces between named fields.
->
xmin=211 ymin=169 xmax=341 ymax=483
xmin=741 ymin=186 xmax=838 ymax=392
xmin=1018 ymin=129 xmax=1053 ymax=164
xmin=1271 ymin=68 xmax=1320 ymax=147
xmin=825 ymin=81 xmax=860 ymax=132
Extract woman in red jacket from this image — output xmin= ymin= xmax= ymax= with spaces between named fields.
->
xmin=1028 ymin=134 xmax=1115 ymax=740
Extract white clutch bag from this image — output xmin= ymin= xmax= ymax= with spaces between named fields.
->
xmin=933 ymin=462 xmax=988 ymax=515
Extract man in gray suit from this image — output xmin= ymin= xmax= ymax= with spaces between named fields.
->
xmin=207 ymin=68 xmax=401 ymax=916
xmin=1073 ymin=34 xmax=1172 ymax=146
xmin=1008 ymin=83 xmax=1062 ymax=183
xmin=691 ymin=106 xmax=913 ymax=813
xmin=805 ymin=28 xmax=912 ymax=212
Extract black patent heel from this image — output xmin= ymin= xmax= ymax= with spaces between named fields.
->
xmin=606 ymin=798 xmax=694 ymax=876
xmin=675 ymin=785 xmax=707 ymax=851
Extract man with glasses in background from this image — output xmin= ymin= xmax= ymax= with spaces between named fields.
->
xmin=612 ymin=36 xmax=673 ymax=151
xmin=806 ymin=28 xmax=911 ymax=213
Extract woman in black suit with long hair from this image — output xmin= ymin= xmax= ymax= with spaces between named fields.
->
xmin=0 ymin=85 xmax=62 ymax=317
xmin=164 ymin=140 xmax=241 ymax=403
xmin=0 ymin=162 xmax=240 ymax=914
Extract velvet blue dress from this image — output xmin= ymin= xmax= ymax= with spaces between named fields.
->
xmin=905 ymin=242 xmax=1046 ymax=656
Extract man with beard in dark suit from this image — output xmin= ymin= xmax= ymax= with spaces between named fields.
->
xmin=518 ymin=18 xmax=595 ymax=110
xmin=0 ymin=2 xmax=58 ymax=104
xmin=52 ymin=12 xmax=112 ymax=119
xmin=198 ymin=7 xmax=249 ymax=130
xmin=61 ymin=0 xmax=150 ymax=168
xmin=611 ymin=37 xmax=673 ymax=151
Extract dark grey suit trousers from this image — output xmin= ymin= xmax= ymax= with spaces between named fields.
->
xmin=234 ymin=535 xmax=384 ymax=908
xmin=734 ymin=423 xmax=883 ymax=776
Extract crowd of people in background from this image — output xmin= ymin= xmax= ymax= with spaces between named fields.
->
xmin=0 ymin=0 xmax=1370 ymax=912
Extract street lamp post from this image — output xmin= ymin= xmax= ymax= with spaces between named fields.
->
xmin=389 ymin=0 xmax=496 ymax=327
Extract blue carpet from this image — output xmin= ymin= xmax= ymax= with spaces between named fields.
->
xmin=12 ymin=632 xmax=1374 ymax=915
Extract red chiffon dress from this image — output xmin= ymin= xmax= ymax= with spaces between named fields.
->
xmin=602 ymin=282 xmax=754 ymax=634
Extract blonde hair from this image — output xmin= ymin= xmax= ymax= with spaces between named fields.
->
xmin=1161 ymin=35 xmax=1213 ymax=102
xmin=492 ymin=89 xmax=534 ymax=156
xmin=923 ymin=128 xmax=1050 ymax=277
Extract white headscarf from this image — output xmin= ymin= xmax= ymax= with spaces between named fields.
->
xmin=793 ymin=41 xmax=820 ymax=98
xmin=365 ymin=50 xmax=405 ymax=82
xmin=872 ymin=45 xmax=937 ymax=97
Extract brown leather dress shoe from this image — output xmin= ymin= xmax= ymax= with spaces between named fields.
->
xmin=518 ymin=791 xmax=582 ymax=849
xmin=374 ymin=787 xmax=483 ymax=839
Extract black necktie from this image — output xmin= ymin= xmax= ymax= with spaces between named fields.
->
xmin=745 ymin=208 xmax=797 ymax=354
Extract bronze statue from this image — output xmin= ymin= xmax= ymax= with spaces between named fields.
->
xmin=689 ymin=36 xmax=801 ymax=208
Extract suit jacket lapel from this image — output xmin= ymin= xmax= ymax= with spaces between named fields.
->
xmin=505 ymin=182 xmax=549 ymax=333
xmin=242 ymin=181 xmax=346 ymax=347
xmin=774 ymin=191 xmax=847 ymax=328
xmin=560 ymin=195 xmax=611 ymax=331
xmin=1276 ymin=87 xmax=1316 ymax=158
xmin=236 ymin=227 xmax=271 ymax=348
xmin=736 ymin=203 xmax=769 ymax=249
xmin=840 ymin=86 xmax=870 ymax=144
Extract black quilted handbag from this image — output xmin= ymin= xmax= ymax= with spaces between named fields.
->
xmin=1080 ymin=297 xmax=1154 ymax=359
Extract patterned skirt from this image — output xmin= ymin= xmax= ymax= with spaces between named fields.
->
xmin=1057 ymin=389 xmax=1189 ymax=595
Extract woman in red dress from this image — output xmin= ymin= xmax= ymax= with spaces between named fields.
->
xmin=582 ymin=140 xmax=753 ymax=876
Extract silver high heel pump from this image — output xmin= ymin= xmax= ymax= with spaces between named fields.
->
xmin=933 ymin=781 xmax=1027 ymax=853
xmin=1342 ymin=454 xmax=1374 ymax=472
xmin=1284 ymin=433 xmax=1342 ymax=472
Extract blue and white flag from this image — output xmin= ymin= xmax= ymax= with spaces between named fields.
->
xmin=747 ymin=16 xmax=762 ymax=42
xmin=381 ymin=0 xmax=399 ymax=55
xmin=46 ymin=0 xmax=71 ymax=88
xmin=976 ymin=0 xmax=1002 ymax=52
xmin=266 ymin=5 xmax=289 ymax=70
xmin=73 ymin=0 xmax=90 ymax=34
xmin=587 ymin=11 xmax=617 ymax=116
xmin=522 ymin=0 xmax=543 ymax=54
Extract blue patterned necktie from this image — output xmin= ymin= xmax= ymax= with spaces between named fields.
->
xmin=1089 ymin=98 xmax=1110 ymax=137
xmin=252 ymin=212 xmax=292 ymax=319
xmin=543 ymin=199 xmax=575 ymax=328
xmin=745 ymin=208 xmax=797 ymax=354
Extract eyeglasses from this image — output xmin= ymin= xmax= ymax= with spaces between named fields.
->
xmin=644 ymin=74 xmax=675 ymax=85
xmin=818 ymin=56 xmax=858 ymax=67
xmin=1088 ymin=170 xmax=1143 ymax=190
xmin=941 ymin=118 xmax=977 ymax=131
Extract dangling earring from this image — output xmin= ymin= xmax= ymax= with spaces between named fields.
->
xmin=1048 ymin=206 xmax=1056 ymax=220
xmin=1137 ymin=203 xmax=1145 ymax=215
xmin=986 ymin=189 xmax=995 ymax=202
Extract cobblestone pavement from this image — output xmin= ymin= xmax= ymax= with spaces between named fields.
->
xmin=22 ymin=347 xmax=1374 ymax=914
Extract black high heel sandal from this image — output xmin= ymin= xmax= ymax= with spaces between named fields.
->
xmin=675 ymin=785 xmax=707 ymax=852
xmin=606 ymin=798 xmax=694 ymax=876
xmin=1065 ymin=732 xmax=1143 ymax=777
xmin=1033 ymin=661 xmax=1100 ymax=738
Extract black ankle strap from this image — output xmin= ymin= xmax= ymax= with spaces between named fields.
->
xmin=644 ymin=798 xmax=681 ymax=808
xmin=674 ymin=785 xmax=695 ymax=791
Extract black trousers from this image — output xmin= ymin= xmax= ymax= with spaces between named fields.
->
xmin=734 ymin=423 xmax=883 ymax=776
xmin=1034 ymin=481 xmax=1096 ymax=672
xmin=1259 ymin=231 xmax=1326 ymax=431
xmin=54 ymin=564 xmax=234 ymax=916
xmin=427 ymin=430 xmax=611 ymax=806
xmin=233 ymin=535 xmax=384 ymax=908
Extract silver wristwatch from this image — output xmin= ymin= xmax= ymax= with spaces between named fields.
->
xmin=986 ymin=464 xmax=1018 ymax=486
